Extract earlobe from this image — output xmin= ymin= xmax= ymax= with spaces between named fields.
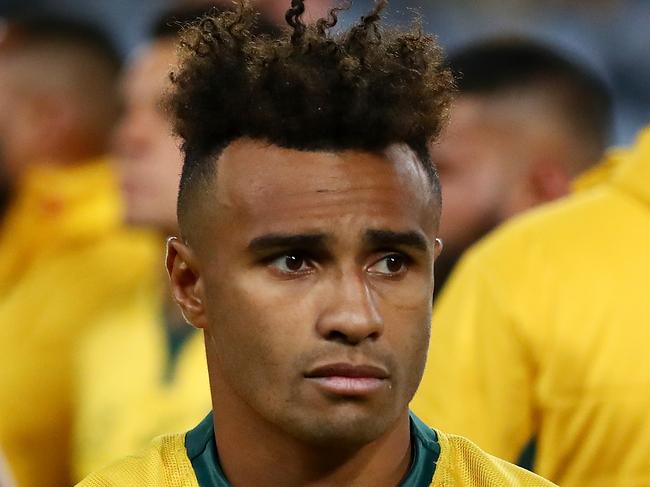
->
xmin=166 ymin=237 xmax=208 ymax=329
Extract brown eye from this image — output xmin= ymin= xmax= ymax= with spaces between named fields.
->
xmin=367 ymin=253 xmax=408 ymax=276
xmin=268 ymin=254 xmax=311 ymax=274
xmin=284 ymin=255 xmax=304 ymax=271
xmin=385 ymin=255 xmax=405 ymax=273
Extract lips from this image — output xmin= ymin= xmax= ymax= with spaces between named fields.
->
xmin=304 ymin=363 xmax=389 ymax=397
xmin=305 ymin=363 xmax=389 ymax=380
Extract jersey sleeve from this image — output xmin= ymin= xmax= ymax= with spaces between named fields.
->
xmin=411 ymin=248 xmax=537 ymax=463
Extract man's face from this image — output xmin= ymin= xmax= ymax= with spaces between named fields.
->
xmin=171 ymin=139 xmax=440 ymax=447
xmin=0 ymin=58 xmax=37 ymax=180
xmin=113 ymin=39 xmax=182 ymax=232
xmin=431 ymin=96 xmax=526 ymax=263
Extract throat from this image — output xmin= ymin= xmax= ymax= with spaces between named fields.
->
xmin=211 ymin=408 xmax=413 ymax=487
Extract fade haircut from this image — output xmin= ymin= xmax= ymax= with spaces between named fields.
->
xmin=166 ymin=0 xmax=454 ymax=235
xmin=448 ymin=37 xmax=613 ymax=167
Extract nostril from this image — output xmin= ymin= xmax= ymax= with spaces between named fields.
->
xmin=325 ymin=329 xmax=380 ymax=344
xmin=326 ymin=330 xmax=348 ymax=343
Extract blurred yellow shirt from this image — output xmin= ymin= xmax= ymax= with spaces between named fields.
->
xmin=412 ymin=127 xmax=650 ymax=486
xmin=77 ymin=412 xmax=557 ymax=487
xmin=72 ymin=280 xmax=210 ymax=481
xmin=0 ymin=159 xmax=160 ymax=487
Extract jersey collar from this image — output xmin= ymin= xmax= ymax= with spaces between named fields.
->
xmin=185 ymin=410 xmax=440 ymax=487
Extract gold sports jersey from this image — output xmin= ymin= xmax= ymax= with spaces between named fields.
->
xmin=77 ymin=411 xmax=556 ymax=486
xmin=412 ymin=127 xmax=650 ymax=486
xmin=0 ymin=159 xmax=159 ymax=487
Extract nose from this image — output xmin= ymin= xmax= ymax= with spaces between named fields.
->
xmin=112 ymin=113 xmax=145 ymax=163
xmin=315 ymin=270 xmax=384 ymax=345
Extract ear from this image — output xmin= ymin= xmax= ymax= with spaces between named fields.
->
xmin=529 ymin=160 xmax=572 ymax=203
xmin=166 ymin=237 xmax=208 ymax=329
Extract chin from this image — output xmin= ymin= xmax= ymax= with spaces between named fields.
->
xmin=123 ymin=212 xmax=147 ymax=228
xmin=123 ymin=210 xmax=161 ymax=230
xmin=284 ymin=404 xmax=401 ymax=448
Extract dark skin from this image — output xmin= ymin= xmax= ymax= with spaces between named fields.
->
xmin=167 ymin=138 xmax=442 ymax=486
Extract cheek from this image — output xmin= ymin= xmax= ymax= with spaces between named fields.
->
xmin=383 ymin=299 xmax=431 ymax=350
xmin=377 ymin=281 xmax=432 ymax=369
xmin=202 ymin=268 xmax=317 ymax=382
xmin=380 ymin=302 xmax=431 ymax=404
xmin=371 ymin=255 xmax=434 ymax=307
xmin=440 ymin=168 xmax=505 ymax=242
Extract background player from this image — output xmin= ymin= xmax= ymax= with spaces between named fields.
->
xmin=432 ymin=37 xmax=612 ymax=294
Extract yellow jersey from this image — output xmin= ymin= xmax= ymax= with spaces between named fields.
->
xmin=0 ymin=160 xmax=160 ymax=487
xmin=77 ymin=412 xmax=556 ymax=486
xmin=73 ymin=280 xmax=210 ymax=480
xmin=412 ymin=127 xmax=650 ymax=486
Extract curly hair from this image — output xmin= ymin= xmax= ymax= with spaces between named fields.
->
xmin=167 ymin=0 xmax=454 ymax=226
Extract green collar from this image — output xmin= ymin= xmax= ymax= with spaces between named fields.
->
xmin=185 ymin=411 xmax=440 ymax=487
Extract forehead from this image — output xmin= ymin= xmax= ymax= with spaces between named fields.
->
xmin=442 ymin=93 xmax=563 ymax=138
xmin=194 ymin=139 xmax=437 ymax=246
xmin=432 ymin=96 xmax=528 ymax=164
xmin=122 ymin=39 xmax=175 ymax=101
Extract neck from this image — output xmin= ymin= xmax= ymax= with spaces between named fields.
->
xmin=210 ymin=377 xmax=412 ymax=487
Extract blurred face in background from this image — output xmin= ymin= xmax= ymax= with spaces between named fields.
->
xmin=0 ymin=57 xmax=40 ymax=181
xmin=113 ymin=38 xmax=181 ymax=233
xmin=0 ymin=38 xmax=120 ymax=180
xmin=431 ymin=93 xmax=573 ymax=281
xmin=432 ymin=96 xmax=519 ymax=263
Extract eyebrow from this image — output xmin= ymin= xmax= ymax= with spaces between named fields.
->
xmin=247 ymin=233 xmax=329 ymax=253
xmin=364 ymin=229 xmax=429 ymax=252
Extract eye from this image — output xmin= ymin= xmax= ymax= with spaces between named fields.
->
xmin=367 ymin=253 xmax=409 ymax=276
xmin=268 ymin=254 xmax=312 ymax=275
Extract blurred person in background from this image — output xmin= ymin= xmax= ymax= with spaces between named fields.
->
xmin=432 ymin=37 xmax=612 ymax=296
xmin=413 ymin=121 xmax=650 ymax=485
xmin=0 ymin=17 xmax=159 ymax=487
xmin=72 ymin=5 xmax=280 ymax=480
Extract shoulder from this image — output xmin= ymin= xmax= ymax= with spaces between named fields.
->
xmin=75 ymin=433 xmax=198 ymax=487
xmin=463 ymin=185 xmax=615 ymax=273
xmin=431 ymin=431 xmax=558 ymax=487
xmin=439 ymin=184 xmax=620 ymax=320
